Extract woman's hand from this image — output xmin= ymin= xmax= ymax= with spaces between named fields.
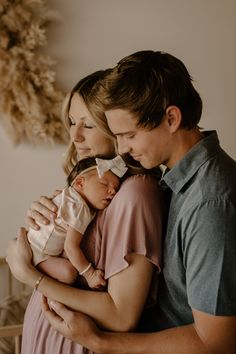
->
xmin=42 ymin=296 xmax=102 ymax=352
xmin=25 ymin=190 xmax=61 ymax=230
xmin=6 ymin=227 xmax=38 ymax=286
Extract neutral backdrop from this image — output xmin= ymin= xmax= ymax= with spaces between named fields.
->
xmin=0 ymin=0 xmax=235 ymax=261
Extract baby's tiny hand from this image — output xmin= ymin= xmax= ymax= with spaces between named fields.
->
xmin=84 ymin=268 xmax=106 ymax=289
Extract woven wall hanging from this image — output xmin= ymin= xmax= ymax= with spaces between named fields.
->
xmin=0 ymin=0 xmax=69 ymax=145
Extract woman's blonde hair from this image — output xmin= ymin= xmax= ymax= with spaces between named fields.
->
xmin=62 ymin=70 xmax=114 ymax=175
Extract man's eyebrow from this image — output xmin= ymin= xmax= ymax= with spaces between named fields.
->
xmin=113 ymin=130 xmax=134 ymax=136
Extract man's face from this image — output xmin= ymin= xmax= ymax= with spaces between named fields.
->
xmin=105 ymin=109 xmax=171 ymax=169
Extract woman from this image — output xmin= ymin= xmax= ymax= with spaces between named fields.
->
xmin=6 ymin=70 xmax=165 ymax=354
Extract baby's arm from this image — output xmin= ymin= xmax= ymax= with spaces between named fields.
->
xmin=65 ymin=226 xmax=106 ymax=289
xmin=37 ymin=256 xmax=78 ymax=285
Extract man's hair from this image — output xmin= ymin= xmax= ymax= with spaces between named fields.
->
xmin=90 ymin=50 xmax=202 ymax=130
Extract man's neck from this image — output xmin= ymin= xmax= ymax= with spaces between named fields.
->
xmin=167 ymin=128 xmax=204 ymax=169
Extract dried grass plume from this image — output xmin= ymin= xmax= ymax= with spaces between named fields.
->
xmin=0 ymin=0 xmax=69 ymax=145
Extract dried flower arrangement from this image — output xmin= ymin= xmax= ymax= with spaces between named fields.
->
xmin=0 ymin=0 xmax=69 ymax=145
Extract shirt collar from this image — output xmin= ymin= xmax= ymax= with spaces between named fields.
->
xmin=162 ymin=131 xmax=221 ymax=194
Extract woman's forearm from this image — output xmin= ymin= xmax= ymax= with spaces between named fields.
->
xmin=37 ymin=275 xmax=123 ymax=330
xmin=37 ymin=253 xmax=153 ymax=332
xmin=6 ymin=230 xmax=153 ymax=332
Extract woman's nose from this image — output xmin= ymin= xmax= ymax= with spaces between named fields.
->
xmin=71 ymin=126 xmax=85 ymax=142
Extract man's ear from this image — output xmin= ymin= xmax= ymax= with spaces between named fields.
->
xmin=73 ymin=175 xmax=84 ymax=191
xmin=165 ymin=106 xmax=182 ymax=133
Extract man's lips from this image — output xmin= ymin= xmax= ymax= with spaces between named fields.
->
xmin=131 ymin=154 xmax=142 ymax=160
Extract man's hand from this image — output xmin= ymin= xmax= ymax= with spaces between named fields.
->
xmin=41 ymin=296 xmax=102 ymax=352
xmin=25 ymin=190 xmax=61 ymax=230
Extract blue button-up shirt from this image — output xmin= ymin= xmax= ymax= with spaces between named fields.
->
xmin=155 ymin=131 xmax=236 ymax=330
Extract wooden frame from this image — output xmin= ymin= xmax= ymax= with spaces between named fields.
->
xmin=0 ymin=325 xmax=22 ymax=354
xmin=0 ymin=258 xmax=23 ymax=354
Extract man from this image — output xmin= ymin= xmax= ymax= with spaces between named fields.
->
xmin=43 ymin=50 xmax=236 ymax=353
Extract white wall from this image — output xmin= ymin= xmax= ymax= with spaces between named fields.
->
xmin=0 ymin=0 xmax=235 ymax=259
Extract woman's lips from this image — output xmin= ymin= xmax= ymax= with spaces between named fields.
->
xmin=76 ymin=147 xmax=91 ymax=154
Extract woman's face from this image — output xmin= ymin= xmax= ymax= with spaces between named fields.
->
xmin=69 ymin=93 xmax=115 ymax=158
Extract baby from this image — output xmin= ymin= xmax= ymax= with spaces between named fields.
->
xmin=27 ymin=155 xmax=127 ymax=289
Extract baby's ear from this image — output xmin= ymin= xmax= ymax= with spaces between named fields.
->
xmin=73 ymin=176 xmax=84 ymax=191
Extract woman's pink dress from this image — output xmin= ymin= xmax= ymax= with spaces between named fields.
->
xmin=22 ymin=175 xmax=164 ymax=354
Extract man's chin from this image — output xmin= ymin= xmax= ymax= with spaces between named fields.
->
xmin=139 ymin=160 xmax=154 ymax=169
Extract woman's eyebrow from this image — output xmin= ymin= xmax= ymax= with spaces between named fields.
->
xmin=69 ymin=115 xmax=86 ymax=121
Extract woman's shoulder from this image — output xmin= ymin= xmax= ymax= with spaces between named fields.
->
xmin=119 ymin=174 xmax=162 ymax=197
xmin=106 ymin=174 xmax=164 ymax=211
xmin=96 ymin=174 xmax=165 ymax=225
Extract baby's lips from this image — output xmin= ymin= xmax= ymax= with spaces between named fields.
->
xmin=105 ymin=195 xmax=113 ymax=201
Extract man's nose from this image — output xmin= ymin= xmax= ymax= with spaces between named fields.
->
xmin=117 ymin=137 xmax=130 ymax=155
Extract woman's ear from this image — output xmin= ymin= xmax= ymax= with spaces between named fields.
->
xmin=73 ymin=176 xmax=84 ymax=191
xmin=165 ymin=106 xmax=182 ymax=133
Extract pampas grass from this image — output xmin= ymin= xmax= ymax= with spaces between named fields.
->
xmin=0 ymin=0 xmax=69 ymax=145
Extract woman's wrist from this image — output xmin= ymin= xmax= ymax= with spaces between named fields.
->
xmin=34 ymin=273 xmax=45 ymax=290
xmin=23 ymin=266 xmax=43 ymax=288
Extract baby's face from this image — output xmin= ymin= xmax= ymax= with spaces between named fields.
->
xmin=80 ymin=169 xmax=120 ymax=210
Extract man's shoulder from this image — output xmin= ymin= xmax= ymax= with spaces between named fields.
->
xmin=174 ymin=149 xmax=236 ymax=224
xmin=194 ymin=148 xmax=236 ymax=198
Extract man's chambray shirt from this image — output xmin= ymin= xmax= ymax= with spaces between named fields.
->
xmin=155 ymin=131 xmax=236 ymax=330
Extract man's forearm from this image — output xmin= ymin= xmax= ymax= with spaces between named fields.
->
xmin=95 ymin=324 xmax=208 ymax=354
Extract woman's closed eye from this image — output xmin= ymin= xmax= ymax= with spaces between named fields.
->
xmin=84 ymin=124 xmax=94 ymax=129
xmin=68 ymin=114 xmax=95 ymax=129
xmin=83 ymin=118 xmax=96 ymax=129
xmin=69 ymin=116 xmax=75 ymax=126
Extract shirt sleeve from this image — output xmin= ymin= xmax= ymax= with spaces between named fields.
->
xmin=184 ymin=197 xmax=236 ymax=315
xmin=58 ymin=188 xmax=96 ymax=234
xmin=96 ymin=174 xmax=164 ymax=279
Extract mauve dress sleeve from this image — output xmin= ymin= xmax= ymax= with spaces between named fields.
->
xmin=96 ymin=174 xmax=164 ymax=279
